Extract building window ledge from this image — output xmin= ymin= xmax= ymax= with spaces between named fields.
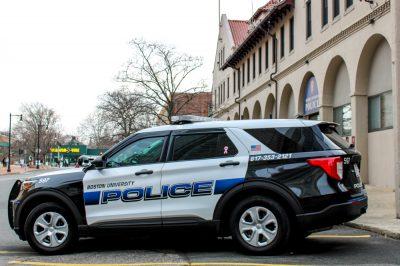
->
xmin=368 ymin=126 xmax=393 ymax=133
xmin=344 ymin=5 xmax=355 ymax=16
xmin=321 ymin=24 xmax=329 ymax=33
xmin=332 ymin=15 xmax=342 ymax=25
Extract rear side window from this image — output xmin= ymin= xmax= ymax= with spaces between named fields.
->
xmin=245 ymin=126 xmax=342 ymax=153
xmin=319 ymin=124 xmax=351 ymax=149
xmin=172 ymin=133 xmax=238 ymax=161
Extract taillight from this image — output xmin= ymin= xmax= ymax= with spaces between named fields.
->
xmin=307 ymin=157 xmax=343 ymax=181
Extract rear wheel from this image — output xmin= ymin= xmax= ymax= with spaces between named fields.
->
xmin=25 ymin=203 xmax=78 ymax=255
xmin=230 ymin=196 xmax=291 ymax=254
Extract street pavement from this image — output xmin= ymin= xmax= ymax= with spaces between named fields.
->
xmin=1 ymin=170 xmax=400 ymax=266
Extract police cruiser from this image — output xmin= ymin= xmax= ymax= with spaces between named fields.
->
xmin=8 ymin=118 xmax=367 ymax=255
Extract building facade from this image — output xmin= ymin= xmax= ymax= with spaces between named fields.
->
xmin=212 ymin=0 xmax=397 ymax=190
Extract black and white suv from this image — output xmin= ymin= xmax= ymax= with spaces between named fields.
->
xmin=8 ymin=119 xmax=367 ymax=255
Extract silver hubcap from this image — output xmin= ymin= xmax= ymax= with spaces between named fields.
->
xmin=33 ymin=212 xmax=69 ymax=248
xmin=239 ymin=206 xmax=278 ymax=247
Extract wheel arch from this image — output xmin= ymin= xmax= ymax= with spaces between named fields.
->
xmin=15 ymin=189 xmax=85 ymax=239
xmin=213 ymin=180 xmax=302 ymax=235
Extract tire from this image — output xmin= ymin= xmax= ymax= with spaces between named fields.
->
xmin=230 ymin=196 xmax=291 ymax=255
xmin=24 ymin=202 xmax=78 ymax=255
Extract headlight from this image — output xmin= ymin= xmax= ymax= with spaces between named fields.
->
xmin=21 ymin=180 xmax=37 ymax=192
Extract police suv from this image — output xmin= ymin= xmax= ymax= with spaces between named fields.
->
xmin=8 ymin=118 xmax=367 ymax=255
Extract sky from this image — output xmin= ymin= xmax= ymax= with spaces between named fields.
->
xmin=0 ymin=0 xmax=267 ymax=135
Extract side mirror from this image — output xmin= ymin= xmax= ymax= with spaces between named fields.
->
xmin=90 ymin=156 xmax=106 ymax=170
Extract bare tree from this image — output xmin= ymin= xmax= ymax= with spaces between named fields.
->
xmin=118 ymin=39 xmax=206 ymax=124
xmin=97 ymin=87 xmax=154 ymax=139
xmin=78 ymin=113 xmax=116 ymax=149
xmin=13 ymin=102 xmax=62 ymax=164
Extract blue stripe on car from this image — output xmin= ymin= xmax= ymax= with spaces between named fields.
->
xmin=84 ymin=191 xmax=101 ymax=205
xmin=214 ymin=178 xmax=245 ymax=195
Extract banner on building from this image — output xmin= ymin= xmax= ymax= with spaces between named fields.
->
xmin=304 ymin=76 xmax=319 ymax=115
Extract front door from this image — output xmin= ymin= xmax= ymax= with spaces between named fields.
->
xmin=83 ymin=136 xmax=167 ymax=226
xmin=161 ymin=128 xmax=249 ymax=222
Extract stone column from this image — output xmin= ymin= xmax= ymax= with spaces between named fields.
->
xmin=392 ymin=0 xmax=400 ymax=219
xmin=319 ymin=105 xmax=333 ymax=122
xmin=351 ymin=94 xmax=369 ymax=184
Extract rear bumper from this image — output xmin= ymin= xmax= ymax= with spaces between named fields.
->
xmin=296 ymin=195 xmax=368 ymax=232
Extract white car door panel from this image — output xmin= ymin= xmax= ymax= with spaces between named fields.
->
xmin=83 ymin=136 xmax=166 ymax=226
xmin=161 ymin=129 xmax=249 ymax=221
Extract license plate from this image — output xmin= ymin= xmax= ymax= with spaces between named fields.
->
xmin=354 ymin=164 xmax=360 ymax=178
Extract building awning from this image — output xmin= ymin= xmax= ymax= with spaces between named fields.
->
xmin=222 ymin=0 xmax=294 ymax=70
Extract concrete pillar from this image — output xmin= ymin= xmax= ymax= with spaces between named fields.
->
xmin=351 ymin=94 xmax=369 ymax=184
xmin=393 ymin=0 xmax=400 ymax=219
xmin=320 ymin=105 xmax=333 ymax=122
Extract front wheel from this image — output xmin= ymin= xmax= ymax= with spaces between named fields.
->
xmin=230 ymin=196 xmax=291 ymax=254
xmin=25 ymin=203 xmax=78 ymax=255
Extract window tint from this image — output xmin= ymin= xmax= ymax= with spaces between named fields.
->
xmin=258 ymin=47 xmax=262 ymax=74
xmin=272 ymin=34 xmax=277 ymax=63
xmin=306 ymin=1 xmax=312 ymax=38
xmin=346 ymin=0 xmax=353 ymax=9
xmin=265 ymin=41 xmax=269 ymax=69
xmin=172 ymin=133 xmax=238 ymax=161
xmin=107 ymin=137 xmax=165 ymax=168
xmin=333 ymin=0 xmax=340 ymax=18
xmin=289 ymin=17 xmax=294 ymax=51
xmin=280 ymin=25 xmax=285 ymax=58
xmin=322 ymin=0 xmax=328 ymax=27
xmin=245 ymin=126 xmax=343 ymax=153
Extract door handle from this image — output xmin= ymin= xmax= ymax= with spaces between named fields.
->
xmin=135 ymin=169 xmax=154 ymax=176
xmin=219 ymin=161 xmax=240 ymax=167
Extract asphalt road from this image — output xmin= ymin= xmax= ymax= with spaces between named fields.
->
xmin=1 ymin=169 xmax=400 ymax=266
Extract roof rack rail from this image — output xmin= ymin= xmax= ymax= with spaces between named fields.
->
xmin=171 ymin=115 xmax=219 ymax=125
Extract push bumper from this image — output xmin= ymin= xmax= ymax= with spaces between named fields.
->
xmin=296 ymin=195 xmax=368 ymax=232
xmin=8 ymin=180 xmax=23 ymax=238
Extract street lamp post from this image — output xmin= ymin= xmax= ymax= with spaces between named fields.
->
xmin=7 ymin=113 xmax=23 ymax=173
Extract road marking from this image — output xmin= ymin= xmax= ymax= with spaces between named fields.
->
xmin=309 ymin=234 xmax=371 ymax=239
xmin=9 ymin=261 xmax=298 ymax=266
xmin=0 ymin=251 xmax=35 ymax=255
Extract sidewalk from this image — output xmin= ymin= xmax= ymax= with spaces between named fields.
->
xmin=0 ymin=165 xmax=53 ymax=175
xmin=347 ymin=185 xmax=400 ymax=240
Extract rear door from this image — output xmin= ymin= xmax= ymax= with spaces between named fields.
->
xmin=83 ymin=133 xmax=168 ymax=226
xmin=160 ymin=128 xmax=249 ymax=222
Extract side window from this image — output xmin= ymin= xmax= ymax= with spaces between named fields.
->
xmin=245 ymin=127 xmax=331 ymax=153
xmin=171 ymin=133 xmax=238 ymax=161
xmin=106 ymin=137 xmax=165 ymax=168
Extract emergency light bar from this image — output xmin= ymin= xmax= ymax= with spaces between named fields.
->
xmin=171 ymin=115 xmax=220 ymax=125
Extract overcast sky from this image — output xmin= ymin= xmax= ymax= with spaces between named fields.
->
xmin=0 ymin=0 xmax=266 ymax=134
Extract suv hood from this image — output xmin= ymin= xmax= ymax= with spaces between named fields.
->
xmin=27 ymin=168 xmax=85 ymax=184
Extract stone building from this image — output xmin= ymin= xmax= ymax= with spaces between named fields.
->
xmin=212 ymin=0 xmax=399 ymax=196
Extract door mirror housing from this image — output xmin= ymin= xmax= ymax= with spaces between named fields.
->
xmin=88 ymin=156 xmax=106 ymax=170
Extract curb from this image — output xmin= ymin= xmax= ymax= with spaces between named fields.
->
xmin=346 ymin=222 xmax=400 ymax=240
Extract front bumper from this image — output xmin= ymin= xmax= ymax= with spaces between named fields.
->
xmin=296 ymin=195 xmax=368 ymax=232
xmin=8 ymin=180 xmax=23 ymax=235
